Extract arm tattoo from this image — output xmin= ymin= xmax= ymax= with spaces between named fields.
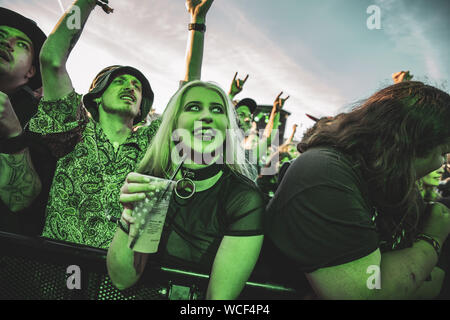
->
xmin=0 ymin=149 xmax=42 ymax=212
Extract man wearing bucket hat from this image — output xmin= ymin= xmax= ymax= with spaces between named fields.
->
xmin=28 ymin=0 xmax=159 ymax=248
xmin=0 ymin=7 xmax=53 ymax=234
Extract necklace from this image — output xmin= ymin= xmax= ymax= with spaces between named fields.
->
xmin=181 ymin=163 xmax=224 ymax=181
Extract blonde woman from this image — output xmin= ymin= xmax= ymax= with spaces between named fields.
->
xmin=107 ymin=81 xmax=265 ymax=299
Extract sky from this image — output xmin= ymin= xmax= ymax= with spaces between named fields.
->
xmin=1 ymin=0 xmax=449 ymax=140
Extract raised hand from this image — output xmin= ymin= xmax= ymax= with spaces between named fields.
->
xmin=186 ymin=0 xmax=214 ymax=22
xmin=0 ymin=92 xmax=22 ymax=139
xmin=273 ymin=91 xmax=290 ymax=111
xmin=229 ymin=72 xmax=249 ymax=98
xmin=392 ymin=71 xmax=413 ymax=84
xmin=183 ymin=0 xmax=214 ymax=82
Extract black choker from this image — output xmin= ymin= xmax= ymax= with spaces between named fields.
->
xmin=181 ymin=163 xmax=224 ymax=181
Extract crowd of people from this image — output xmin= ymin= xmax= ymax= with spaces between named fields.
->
xmin=1 ymin=0 xmax=450 ymax=300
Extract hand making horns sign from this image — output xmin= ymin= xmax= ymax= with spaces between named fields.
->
xmin=229 ymin=72 xmax=249 ymax=98
xmin=273 ymin=91 xmax=290 ymax=111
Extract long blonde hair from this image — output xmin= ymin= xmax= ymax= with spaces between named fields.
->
xmin=137 ymin=80 xmax=255 ymax=179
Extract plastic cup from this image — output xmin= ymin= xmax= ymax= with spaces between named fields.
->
xmin=127 ymin=176 xmax=176 ymax=253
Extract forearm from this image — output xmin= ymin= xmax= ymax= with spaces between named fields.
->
xmin=310 ymin=243 xmax=442 ymax=300
xmin=41 ymin=0 xmax=96 ymax=67
xmin=257 ymin=119 xmax=280 ymax=162
xmin=285 ymin=127 xmax=296 ymax=145
xmin=243 ymin=128 xmax=258 ymax=149
xmin=262 ymin=110 xmax=280 ymax=142
xmin=376 ymin=241 xmax=441 ymax=299
xmin=106 ymin=227 xmax=147 ymax=290
xmin=0 ymin=149 xmax=42 ymax=212
xmin=206 ymin=235 xmax=264 ymax=299
xmin=183 ymin=15 xmax=206 ymax=82
xmin=40 ymin=0 xmax=97 ymax=99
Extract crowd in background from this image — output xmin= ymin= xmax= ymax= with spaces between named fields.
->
xmin=1 ymin=1 xmax=450 ymax=300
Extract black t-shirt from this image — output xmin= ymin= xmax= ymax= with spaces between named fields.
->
xmin=158 ymin=167 xmax=265 ymax=274
xmin=264 ymin=147 xmax=380 ymax=273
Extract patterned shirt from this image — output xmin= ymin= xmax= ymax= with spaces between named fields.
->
xmin=28 ymin=91 xmax=159 ymax=249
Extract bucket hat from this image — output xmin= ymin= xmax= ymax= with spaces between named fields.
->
xmin=82 ymin=65 xmax=154 ymax=124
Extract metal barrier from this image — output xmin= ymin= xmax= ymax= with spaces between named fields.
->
xmin=0 ymin=231 xmax=298 ymax=300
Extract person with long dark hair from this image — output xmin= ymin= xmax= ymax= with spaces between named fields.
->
xmin=265 ymin=81 xmax=450 ymax=299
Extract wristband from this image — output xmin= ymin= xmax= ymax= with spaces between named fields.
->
xmin=416 ymin=233 xmax=441 ymax=257
xmin=188 ymin=23 xmax=206 ymax=32
xmin=0 ymin=132 xmax=27 ymax=154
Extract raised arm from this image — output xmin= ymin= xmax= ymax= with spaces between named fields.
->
xmin=228 ymin=72 xmax=249 ymax=100
xmin=262 ymin=91 xmax=289 ymax=140
xmin=0 ymin=92 xmax=41 ymax=212
xmin=183 ymin=0 xmax=214 ymax=82
xmin=252 ymin=92 xmax=288 ymax=162
xmin=39 ymin=0 xmax=104 ymax=100
xmin=283 ymin=124 xmax=297 ymax=146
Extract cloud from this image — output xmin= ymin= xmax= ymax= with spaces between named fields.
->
xmin=375 ymin=0 xmax=445 ymax=80
xmin=201 ymin=1 xmax=347 ymax=139
xmin=10 ymin=0 xmax=438 ymax=141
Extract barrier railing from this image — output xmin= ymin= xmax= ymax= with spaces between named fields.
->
xmin=0 ymin=231 xmax=298 ymax=300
